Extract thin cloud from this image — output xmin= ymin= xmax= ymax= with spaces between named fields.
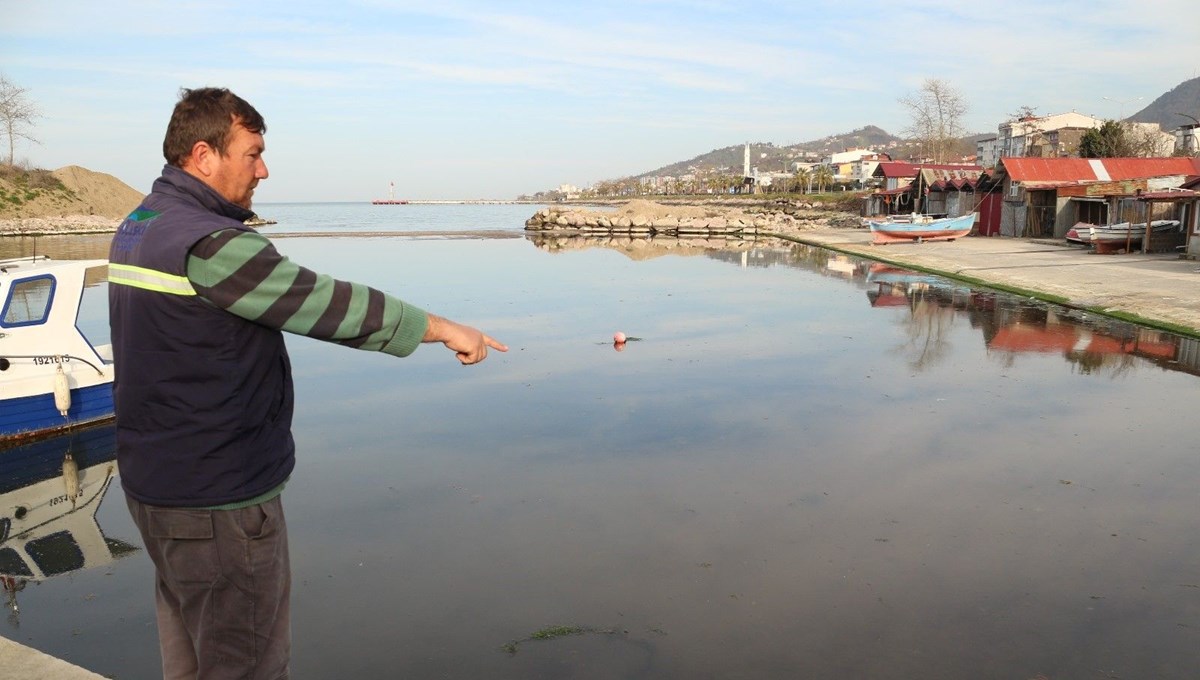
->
xmin=3 ymin=0 xmax=1197 ymax=200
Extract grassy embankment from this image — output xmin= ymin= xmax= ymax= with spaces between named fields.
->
xmin=0 ymin=165 xmax=79 ymax=215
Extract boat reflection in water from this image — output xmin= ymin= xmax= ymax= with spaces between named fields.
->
xmin=0 ymin=423 xmax=136 ymax=625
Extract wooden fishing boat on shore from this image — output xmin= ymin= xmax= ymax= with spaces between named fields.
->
xmin=866 ymin=213 xmax=976 ymax=245
xmin=1064 ymin=220 xmax=1180 ymax=246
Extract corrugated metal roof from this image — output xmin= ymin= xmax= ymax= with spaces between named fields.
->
xmin=1002 ymin=157 xmax=1200 ymax=182
xmin=929 ymin=179 xmax=980 ymax=191
xmin=873 ymin=162 xmax=982 ymax=178
xmin=1103 ymin=157 xmax=1200 ymax=179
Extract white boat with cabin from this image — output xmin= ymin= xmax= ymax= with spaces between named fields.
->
xmin=0 ymin=256 xmax=114 ymax=443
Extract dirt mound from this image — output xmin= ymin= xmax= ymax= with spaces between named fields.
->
xmin=0 ymin=164 xmax=142 ymax=220
xmin=0 ymin=164 xmax=143 ymax=233
xmin=49 ymin=165 xmax=144 ymax=218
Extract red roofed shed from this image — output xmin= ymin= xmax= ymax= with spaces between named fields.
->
xmin=995 ymin=157 xmax=1200 ymax=239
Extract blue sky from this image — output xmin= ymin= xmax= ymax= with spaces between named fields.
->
xmin=2 ymin=0 xmax=1198 ymax=201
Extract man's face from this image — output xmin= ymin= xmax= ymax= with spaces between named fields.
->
xmin=209 ymin=121 xmax=268 ymax=209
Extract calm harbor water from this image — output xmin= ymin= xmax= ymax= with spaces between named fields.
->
xmin=3 ymin=204 xmax=1198 ymax=679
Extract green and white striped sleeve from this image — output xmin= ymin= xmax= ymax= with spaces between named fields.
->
xmin=186 ymin=229 xmax=429 ymax=357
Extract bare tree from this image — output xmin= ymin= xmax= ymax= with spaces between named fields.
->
xmin=899 ymin=78 xmax=968 ymax=163
xmin=1008 ymin=105 xmax=1038 ymax=121
xmin=1124 ymin=121 xmax=1173 ymax=156
xmin=0 ymin=75 xmax=40 ymax=166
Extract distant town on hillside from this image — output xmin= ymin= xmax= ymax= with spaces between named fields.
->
xmin=521 ymin=76 xmax=1200 ymax=201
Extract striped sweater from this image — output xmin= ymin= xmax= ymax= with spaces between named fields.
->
xmin=186 ymin=228 xmax=429 ymax=356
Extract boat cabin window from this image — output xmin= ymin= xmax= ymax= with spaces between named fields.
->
xmin=0 ymin=547 xmax=34 ymax=578
xmin=24 ymin=530 xmax=85 ymax=576
xmin=2 ymin=275 xmax=55 ymax=328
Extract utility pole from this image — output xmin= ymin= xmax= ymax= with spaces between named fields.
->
xmin=1103 ymin=95 xmax=1143 ymax=121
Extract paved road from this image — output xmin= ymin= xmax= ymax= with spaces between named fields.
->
xmin=781 ymin=227 xmax=1200 ymax=336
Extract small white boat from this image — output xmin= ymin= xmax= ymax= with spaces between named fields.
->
xmin=0 ymin=256 xmax=114 ymax=443
xmin=1064 ymin=220 xmax=1181 ymax=245
xmin=867 ymin=213 xmax=976 ymax=245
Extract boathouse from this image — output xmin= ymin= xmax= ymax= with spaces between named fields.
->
xmin=863 ymin=162 xmax=1002 ymax=235
xmin=992 ymin=157 xmax=1200 ymax=240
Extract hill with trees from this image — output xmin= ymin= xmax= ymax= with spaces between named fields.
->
xmin=1127 ymin=76 xmax=1200 ymax=130
xmin=637 ymin=126 xmax=908 ymax=180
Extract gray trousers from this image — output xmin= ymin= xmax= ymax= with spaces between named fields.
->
xmin=126 ymin=493 xmax=291 ymax=680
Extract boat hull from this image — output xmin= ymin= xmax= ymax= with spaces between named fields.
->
xmin=0 ymin=383 xmax=114 ymax=444
xmin=1065 ymin=220 xmax=1180 ymax=246
xmin=867 ymin=214 xmax=976 ymax=245
xmin=0 ymin=257 xmax=116 ymax=445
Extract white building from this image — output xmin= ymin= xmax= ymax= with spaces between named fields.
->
xmin=999 ymin=111 xmax=1173 ymax=158
xmin=821 ymin=148 xmax=881 ymax=185
xmin=999 ymin=111 xmax=1103 ymax=157
xmin=1175 ymin=123 xmax=1199 ymax=155
xmin=976 ymin=136 xmax=999 ymax=169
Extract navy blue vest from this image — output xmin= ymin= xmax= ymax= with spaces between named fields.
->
xmin=109 ymin=165 xmax=295 ymax=507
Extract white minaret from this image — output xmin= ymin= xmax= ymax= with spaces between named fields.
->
xmin=743 ymin=142 xmax=750 ymax=178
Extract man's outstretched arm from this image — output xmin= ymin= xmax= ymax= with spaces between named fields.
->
xmin=188 ymin=229 xmax=505 ymax=362
xmin=423 ymin=314 xmax=508 ymax=365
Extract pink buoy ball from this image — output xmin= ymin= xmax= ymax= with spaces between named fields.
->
xmin=613 ymin=331 xmax=627 ymax=343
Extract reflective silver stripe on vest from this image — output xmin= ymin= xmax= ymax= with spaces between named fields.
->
xmin=108 ymin=263 xmax=197 ymax=296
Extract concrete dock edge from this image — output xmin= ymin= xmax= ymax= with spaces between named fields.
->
xmin=0 ymin=635 xmax=109 ymax=679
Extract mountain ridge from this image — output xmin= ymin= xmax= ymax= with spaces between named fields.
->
xmin=621 ymin=76 xmax=1198 ymax=184
xmin=637 ymin=125 xmax=911 ymax=180
xmin=1127 ymin=75 xmax=1200 ymax=130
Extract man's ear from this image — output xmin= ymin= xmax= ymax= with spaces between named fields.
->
xmin=186 ymin=141 xmax=218 ymax=178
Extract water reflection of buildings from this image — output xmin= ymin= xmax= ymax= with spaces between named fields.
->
xmin=862 ymin=261 xmax=1195 ymax=376
xmin=525 ymin=235 xmax=1200 ymax=377
xmin=712 ymin=244 xmax=1199 ymax=376
xmin=0 ymin=424 xmax=137 ymax=627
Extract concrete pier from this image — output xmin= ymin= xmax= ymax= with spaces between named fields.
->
xmin=0 ymin=635 xmax=109 ymax=680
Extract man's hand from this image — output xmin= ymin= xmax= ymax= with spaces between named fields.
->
xmin=423 ymin=314 xmax=508 ymax=365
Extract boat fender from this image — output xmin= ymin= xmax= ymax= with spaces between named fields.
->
xmin=54 ymin=363 xmax=71 ymax=418
xmin=62 ymin=451 xmax=80 ymax=507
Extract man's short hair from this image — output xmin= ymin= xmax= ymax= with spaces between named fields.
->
xmin=162 ymin=87 xmax=267 ymax=167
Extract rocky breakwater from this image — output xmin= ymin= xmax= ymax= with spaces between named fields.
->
xmin=0 ymin=215 xmax=122 ymax=236
xmin=524 ymin=199 xmax=864 ymax=258
xmin=524 ymin=199 xmax=861 ymax=241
